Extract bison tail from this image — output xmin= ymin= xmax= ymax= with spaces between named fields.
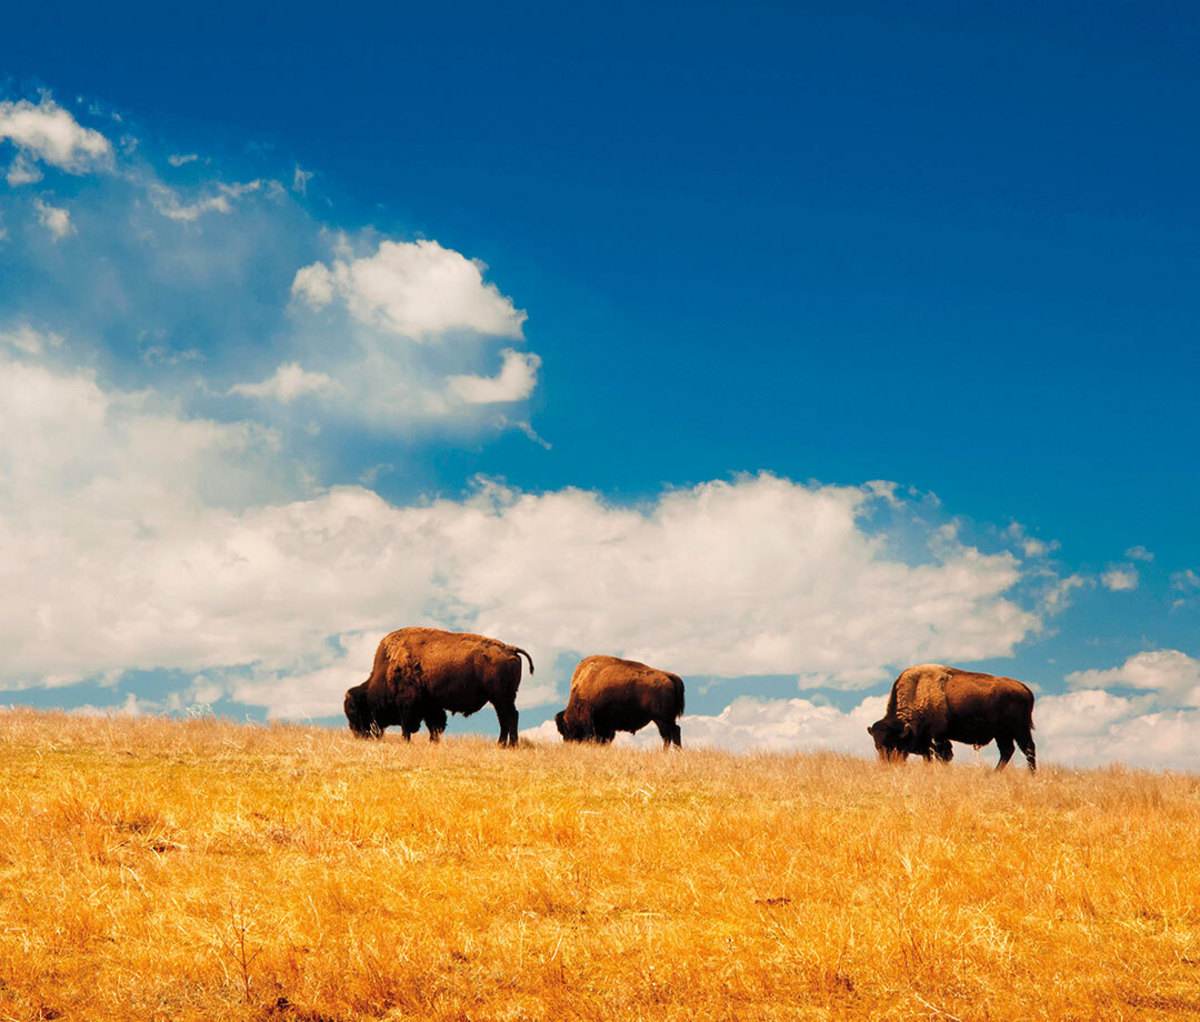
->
xmin=512 ymin=646 xmax=535 ymax=675
xmin=671 ymin=673 xmax=685 ymax=717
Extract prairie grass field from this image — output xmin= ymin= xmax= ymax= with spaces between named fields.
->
xmin=2 ymin=710 xmax=1199 ymax=1021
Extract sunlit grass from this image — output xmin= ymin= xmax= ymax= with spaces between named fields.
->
xmin=2 ymin=709 xmax=1199 ymax=1020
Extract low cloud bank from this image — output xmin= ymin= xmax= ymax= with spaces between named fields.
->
xmin=523 ymin=667 xmax=1200 ymax=771
xmin=0 ymin=349 xmax=1048 ymax=720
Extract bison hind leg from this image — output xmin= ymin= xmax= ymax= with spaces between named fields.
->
xmin=655 ymin=718 xmax=682 ymax=750
xmin=494 ymin=699 xmax=519 ymax=747
xmin=1017 ymin=731 xmax=1036 ymax=773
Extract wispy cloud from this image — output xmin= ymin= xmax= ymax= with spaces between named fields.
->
xmin=1171 ymin=569 xmax=1199 ymax=592
xmin=0 ymin=323 xmax=64 ymax=354
xmin=0 ymin=96 xmax=113 ymax=180
xmin=230 ymin=362 xmax=338 ymax=403
xmin=1 ymin=90 xmax=544 ymax=444
xmin=149 ymin=180 xmax=263 ymax=222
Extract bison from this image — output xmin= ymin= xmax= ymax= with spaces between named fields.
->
xmin=343 ymin=627 xmax=533 ymax=746
xmin=867 ymin=664 xmax=1036 ymax=771
xmin=555 ymin=655 xmax=685 ymax=749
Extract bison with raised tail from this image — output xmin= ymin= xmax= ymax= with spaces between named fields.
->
xmin=343 ymin=627 xmax=533 ymax=746
xmin=867 ymin=664 xmax=1036 ymax=771
xmin=555 ymin=655 xmax=685 ymax=748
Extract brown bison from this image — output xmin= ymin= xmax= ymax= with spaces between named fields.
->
xmin=555 ymin=655 xmax=685 ymax=748
xmin=343 ymin=627 xmax=533 ymax=746
xmin=867 ymin=664 xmax=1036 ymax=771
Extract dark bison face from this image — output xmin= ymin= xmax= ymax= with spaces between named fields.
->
xmin=867 ymin=718 xmax=914 ymax=762
xmin=344 ymin=687 xmax=379 ymax=738
xmin=555 ymin=710 xmax=590 ymax=742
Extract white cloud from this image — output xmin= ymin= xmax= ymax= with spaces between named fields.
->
xmin=1037 ymin=688 xmax=1200 ymax=771
xmin=230 ymin=362 xmax=338 ymax=403
xmin=523 ymin=678 xmax=1200 ymax=770
xmin=213 ymin=474 xmax=1040 ymax=718
xmin=293 ymin=165 xmax=314 ymax=194
xmin=0 ymin=96 xmax=112 ymax=180
xmin=676 ymin=695 xmax=887 ymax=754
xmin=168 ymin=153 xmax=199 ymax=167
xmin=0 ymin=324 xmax=64 ymax=355
xmin=0 ymin=358 xmax=1044 ymax=720
xmin=150 ymin=180 xmax=263 ymax=222
xmin=291 ymin=261 xmax=335 ymax=305
xmin=447 ymin=348 xmax=541 ymax=404
xmin=3 ymin=103 xmax=538 ymax=440
xmin=292 ymin=239 xmax=527 ymax=340
xmin=0 ymin=352 xmax=306 ymax=686
xmin=520 ymin=694 xmax=891 ymax=754
xmin=279 ymin=237 xmax=542 ymax=429
xmin=1125 ymin=545 xmax=1154 ymax=562
xmin=1065 ymin=650 xmax=1200 ymax=706
xmin=33 ymin=199 xmax=73 ymax=240
xmin=1101 ymin=567 xmax=1138 ymax=591
xmin=431 ymin=475 xmax=1037 ymax=686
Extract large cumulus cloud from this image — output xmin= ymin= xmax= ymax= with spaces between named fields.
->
xmin=0 ymin=345 xmax=1046 ymax=719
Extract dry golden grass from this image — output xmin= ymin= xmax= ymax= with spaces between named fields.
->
xmin=2 ymin=710 xmax=1199 ymax=1021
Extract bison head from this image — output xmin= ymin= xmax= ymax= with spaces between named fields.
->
xmin=555 ymin=710 xmax=592 ymax=743
xmin=867 ymin=718 xmax=915 ymax=762
xmin=344 ymin=685 xmax=380 ymax=738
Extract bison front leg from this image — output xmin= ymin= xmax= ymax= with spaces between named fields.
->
xmin=399 ymin=705 xmax=424 ymax=742
xmin=424 ymin=706 xmax=447 ymax=743
xmin=994 ymin=734 xmax=1016 ymax=770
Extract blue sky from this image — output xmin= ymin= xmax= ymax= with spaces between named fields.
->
xmin=1 ymin=2 xmax=1198 ymax=766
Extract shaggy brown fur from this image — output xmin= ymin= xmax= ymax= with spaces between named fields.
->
xmin=869 ymin=664 xmax=1036 ymax=771
xmin=344 ymin=627 xmax=533 ymax=746
xmin=555 ymin=655 xmax=684 ymax=749
xmin=887 ymin=663 xmax=951 ymax=730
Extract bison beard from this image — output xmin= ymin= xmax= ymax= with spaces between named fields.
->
xmin=344 ymin=628 xmax=533 ymax=747
xmin=555 ymin=655 xmax=685 ymax=749
xmin=868 ymin=664 xmax=1036 ymax=771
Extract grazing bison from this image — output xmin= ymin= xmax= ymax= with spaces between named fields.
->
xmin=555 ymin=655 xmax=685 ymax=749
xmin=343 ymin=627 xmax=533 ymax=746
xmin=867 ymin=664 xmax=1036 ymax=771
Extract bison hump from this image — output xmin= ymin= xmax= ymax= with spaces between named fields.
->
xmin=892 ymin=665 xmax=950 ymax=727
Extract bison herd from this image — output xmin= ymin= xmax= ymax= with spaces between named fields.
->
xmin=344 ymin=627 xmax=1037 ymax=770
